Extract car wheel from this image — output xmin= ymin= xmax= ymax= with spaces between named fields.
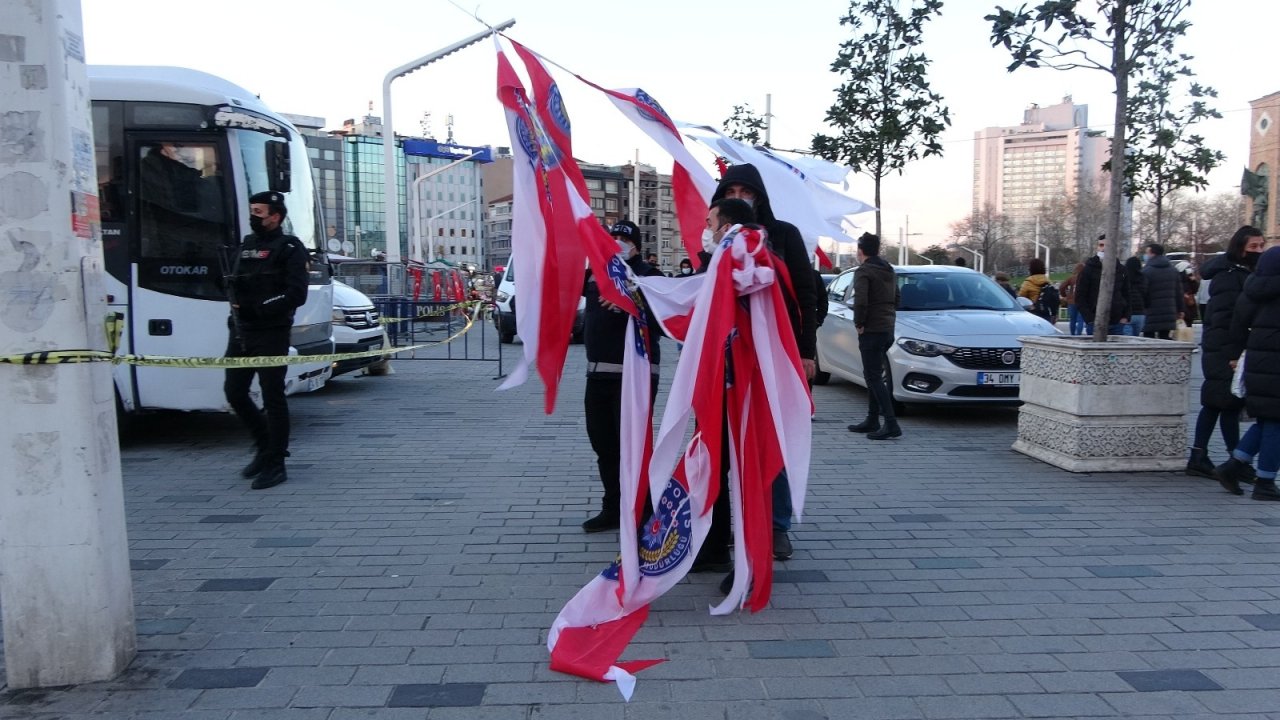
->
xmin=812 ymin=356 xmax=830 ymax=386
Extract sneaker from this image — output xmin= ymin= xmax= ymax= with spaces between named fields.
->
xmin=250 ymin=461 xmax=287 ymax=490
xmin=1214 ymin=457 xmax=1251 ymax=496
xmin=581 ymin=511 xmax=620 ymax=533
xmin=773 ymin=529 xmax=793 ymax=561
xmin=691 ymin=547 xmax=732 ymax=573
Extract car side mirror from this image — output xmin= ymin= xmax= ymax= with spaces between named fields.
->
xmin=1016 ymin=297 xmax=1033 ymax=310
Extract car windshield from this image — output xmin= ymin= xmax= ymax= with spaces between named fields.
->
xmin=897 ymin=272 xmax=1021 ymax=312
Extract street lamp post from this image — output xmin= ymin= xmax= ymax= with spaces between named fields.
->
xmin=382 ymin=19 xmax=515 ymax=266
xmin=409 ymin=151 xmax=485 ymax=264
xmin=914 ymin=253 xmax=935 ymax=265
xmin=1033 ymin=217 xmax=1051 ymax=274
xmin=424 ymin=198 xmax=481 ymax=263
xmin=949 ymin=244 xmax=985 ymax=273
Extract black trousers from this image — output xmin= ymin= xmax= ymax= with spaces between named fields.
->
xmin=859 ymin=331 xmax=896 ymax=421
xmin=224 ymin=327 xmax=291 ymax=460
xmin=584 ymin=374 xmax=658 ymax=514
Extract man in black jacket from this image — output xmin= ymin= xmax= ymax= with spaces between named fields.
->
xmin=704 ymin=166 xmax=816 ymax=567
xmin=1140 ymin=243 xmax=1184 ymax=339
xmin=847 ymin=233 xmax=901 ymax=440
xmin=581 ymin=220 xmax=665 ymax=532
xmin=224 ymin=191 xmax=309 ymax=490
xmin=1075 ymin=236 xmax=1130 ymax=335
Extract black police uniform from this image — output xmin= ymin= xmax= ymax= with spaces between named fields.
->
xmin=224 ymin=192 xmax=309 ymax=487
xmin=581 ymin=223 xmax=664 ymax=531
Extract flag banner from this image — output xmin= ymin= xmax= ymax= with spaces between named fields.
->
xmin=678 ymin=123 xmax=876 ymax=256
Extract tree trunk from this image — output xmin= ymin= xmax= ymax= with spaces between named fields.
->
xmin=1095 ymin=0 xmax=1128 ymax=343
xmin=1154 ymin=189 xmax=1164 ymax=246
xmin=874 ymin=174 xmax=883 ymax=240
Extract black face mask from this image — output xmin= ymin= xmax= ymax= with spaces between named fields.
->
xmin=1244 ymin=251 xmax=1262 ymax=268
xmin=249 ymin=216 xmax=267 ymax=235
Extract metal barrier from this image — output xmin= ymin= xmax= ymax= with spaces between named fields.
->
xmin=371 ymin=298 xmax=504 ymax=378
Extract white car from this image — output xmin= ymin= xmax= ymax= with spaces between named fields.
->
xmin=816 ymin=265 xmax=1060 ymax=409
xmin=331 ymin=280 xmax=389 ymax=377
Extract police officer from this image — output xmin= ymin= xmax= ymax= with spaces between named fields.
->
xmin=224 ymin=191 xmax=309 ymax=490
xmin=581 ymin=220 xmax=664 ymax=532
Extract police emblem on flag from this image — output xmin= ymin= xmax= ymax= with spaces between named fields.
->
xmin=633 ymin=89 xmax=674 ymax=127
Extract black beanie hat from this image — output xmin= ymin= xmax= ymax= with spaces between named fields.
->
xmin=1256 ymin=246 xmax=1280 ymax=277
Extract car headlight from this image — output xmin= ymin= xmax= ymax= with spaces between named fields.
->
xmin=897 ymin=337 xmax=956 ymax=357
xmin=331 ymin=308 xmax=348 ymax=325
xmin=496 ymin=291 xmax=510 ymax=303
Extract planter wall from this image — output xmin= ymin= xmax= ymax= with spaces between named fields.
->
xmin=1012 ymin=335 xmax=1195 ymax=472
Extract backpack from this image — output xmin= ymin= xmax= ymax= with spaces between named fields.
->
xmin=1035 ymin=282 xmax=1060 ymax=320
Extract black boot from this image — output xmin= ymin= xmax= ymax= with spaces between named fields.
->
xmin=868 ymin=418 xmax=902 ymax=441
xmin=1184 ymin=448 xmax=1215 ymax=479
xmin=251 ymin=459 xmax=288 ymax=490
xmin=241 ymin=446 xmax=270 ymax=479
xmin=1252 ymin=479 xmax=1280 ymax=501
xmin=1214 ymin=457 xmax=1252 ymax=496
xmin=582 ymin=511 xmax=620 ymax=533
xmin=848 ymin=416 xmax=880 ymax=433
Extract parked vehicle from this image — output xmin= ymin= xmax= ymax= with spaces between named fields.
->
xmin=493 ymin=257 xmax=584 ymax=344
xmin=816 ymin=265 xmax=1060 ymax=408
xmin=331 ymin=281 xmax=390 ymax=377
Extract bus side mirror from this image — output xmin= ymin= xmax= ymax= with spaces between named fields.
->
xmin=266 ymin=140 xmax=291 ymax=193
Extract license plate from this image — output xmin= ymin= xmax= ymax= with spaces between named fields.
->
xmin=977 ymin=372 xmax=1020 ymax=386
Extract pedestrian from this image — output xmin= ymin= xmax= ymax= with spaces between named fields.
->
xmin=1124 ymin=256 xmax=1147 ymax=336
xmin=994 ymin=272 xmax=1017 ymax=297
xmin=1188 ymin=226 xmax=1266 ymax=478
xmin=1179 ymin=263 xmax=1200 ymax=327
xmin=580 ymin=220 xmax=665 ymax=533
xmin=223 ymin=191 xmax=309 ymax=490
xmin=1060 ymin=263 xmax=1085 ymax=335
xmin=677 ymin=258 xmax=694 ymax=276
xmin=1214 ymin=246 xmax=1280 ymax=500
xmin=954 ymin=256 xmax=967 ymax=268
xmin=1075 ymin=236 xmax=1130 ymax=335
xmin=1141 ymin=243 xmax=1185 ymax=340
xmin=1018 ymin=257 xmax=1055 ymax=322
xmin=847 ymin=233 xmax=901 ymax=441
xmin=699 ymin=164 xmax=817 ymax=570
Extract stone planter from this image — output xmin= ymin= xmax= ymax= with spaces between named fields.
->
xmin=1012 ymin=335 xmax=1195 ymax=472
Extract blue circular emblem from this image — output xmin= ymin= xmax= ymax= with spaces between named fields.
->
xmin=548 ymin=84 xmax=571 ymax=134
xmin=516 ymin=113 xmax=561 ymax=169
xmin=638 ymin=478 xmax=694 ymax=577
xmin=634 ymin=89 xmax=673 ymax=126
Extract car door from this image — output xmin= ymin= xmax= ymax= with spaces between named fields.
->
xmin=818 ymin=270 xmax=862 ymax=381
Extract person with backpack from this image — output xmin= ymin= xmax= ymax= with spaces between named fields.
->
xmin=1019 ymin=257 xmax=1057 ymax=324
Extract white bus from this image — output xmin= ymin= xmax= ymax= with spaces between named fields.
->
xmin=90 ymin=66 xmax=334 ymax=415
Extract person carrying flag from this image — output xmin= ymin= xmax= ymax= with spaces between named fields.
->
xmin=581 ymin=220 xmax=665 ymax=532
xmin=694 ymin=165 xmax=816 ymax=569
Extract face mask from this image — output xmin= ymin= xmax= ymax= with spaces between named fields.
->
xmin=1144 ymin=255 xmax=1154 ymax=264
xmin=1245 ymin=251 xmax=1262 ymax=267
xmin=701 ymin=228 xmax=717 ymax=253
xmin=1097 ymin=251 xmax=1106 ymax=260
xmin=739 ymin=196 xmax=755 ymax=209
xmin=616 ymin=239 xmax=633 ymax=256
xmin=249 ymin=216 xmax=267 ymax=235
xmin=680 ymin=267 xmax=692 ymax=275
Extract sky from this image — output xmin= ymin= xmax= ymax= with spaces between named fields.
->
xmin=80 ymin=0 xmax=1278 ymax=252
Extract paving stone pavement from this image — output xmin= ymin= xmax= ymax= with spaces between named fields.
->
xmin=4 ymin=334 xmax=1280 ymax=719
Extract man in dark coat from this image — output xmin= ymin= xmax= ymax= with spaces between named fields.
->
xmin=224 ymin=191 xmax=310 ymax=490
xmin=703 ymin=164 xmax=816 ymax=566
xmin=580 ymin=220 xmax=664 ymax=532
xmin=1215 ymin=247 xmax=1280 ymax=500
xmin=847 ymin=233 xmax=901 ymax=440
xmin=1187 ymin=226 xmax=1265 ymax=477
xmin=1075 ymin=237 xmax=1130 ymax=335
xmin=1141 ymin=243 xmax=1185 ymax=339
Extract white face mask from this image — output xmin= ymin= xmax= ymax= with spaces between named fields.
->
xmin=680 ymin=267 xmax=692 ymax=275
xmin=701 ymin=228 xmax=717 ymax=253
xmin=1097 ymin=251 xmax=1106 ymax=259
xmin=617 ymin=239 xmax=632 ymax=256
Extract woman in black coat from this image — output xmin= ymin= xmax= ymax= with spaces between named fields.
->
xmin=1215 ymin=246 xmax=1280 ymax=500
xmin=1187 ymin=226 xmax=1265 ymax=477
xmin=1124 ymin=256 xmax=1147 ymax=336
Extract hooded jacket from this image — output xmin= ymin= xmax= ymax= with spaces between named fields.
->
xmin=1199 ymin=252 xmax=1252 ymax=410
xmin=1141 ymin=254 xmax=1184 ymax=332
xmin=710 ymin=164 xmax=818 ymax=359
xmin=1075 ymin=255 xmax=1129 ymax=326
xmin=1228 ymin=250 xmax=1280 ymax=421
xmin=853 ymin=255 xmax=897 ymax=334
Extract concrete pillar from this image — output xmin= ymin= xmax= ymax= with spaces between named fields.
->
xmin=0 ymin=0 xmax=136 ymax=688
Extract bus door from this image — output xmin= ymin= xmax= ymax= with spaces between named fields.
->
xmin=127 ymin=133 xmax=236 ymax=411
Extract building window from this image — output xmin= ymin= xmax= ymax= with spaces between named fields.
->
xmin=605 ymin=180 xmax=618 ymax=193
xmin=605 ymin=198 xmax=617 ymax=212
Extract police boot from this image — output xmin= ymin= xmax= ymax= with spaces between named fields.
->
xmin=251 ymin=458 xmax=288 ymax=490
xmin=242 ymin=446 xmax=270 ymax=479
xmin=1184 ymin=448 xmax=1215 ymax=479
xmin=868 ymin=418 xmax=902 ymax=441
xmin=582 ymin=510 xmax=620 ymax=533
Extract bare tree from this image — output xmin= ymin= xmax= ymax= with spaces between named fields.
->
xmin=950 ymin=204 xmax=1016 ymax=272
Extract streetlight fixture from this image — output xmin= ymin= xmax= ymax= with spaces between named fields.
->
xmin=898 ymin=215 xmax=922 ymax=265
xmin=913 ymin=253 xmax=935 ymax=265
xmin=382 ymin=19 xmax=516 ymax=266
xmin=1032 ymin=217 xmax=1051 ymax=274
xmin=422 ymin=198 xmax=481 ymax=263
xmin=949 ymin=243 xmax=985 ymax=273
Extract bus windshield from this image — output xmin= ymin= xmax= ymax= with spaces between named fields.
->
xmin=234 ymin=129 xmax=318 ymax=250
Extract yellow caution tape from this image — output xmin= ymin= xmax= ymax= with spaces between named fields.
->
xmin=2 ymin=305 xmax=479 ymax=368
